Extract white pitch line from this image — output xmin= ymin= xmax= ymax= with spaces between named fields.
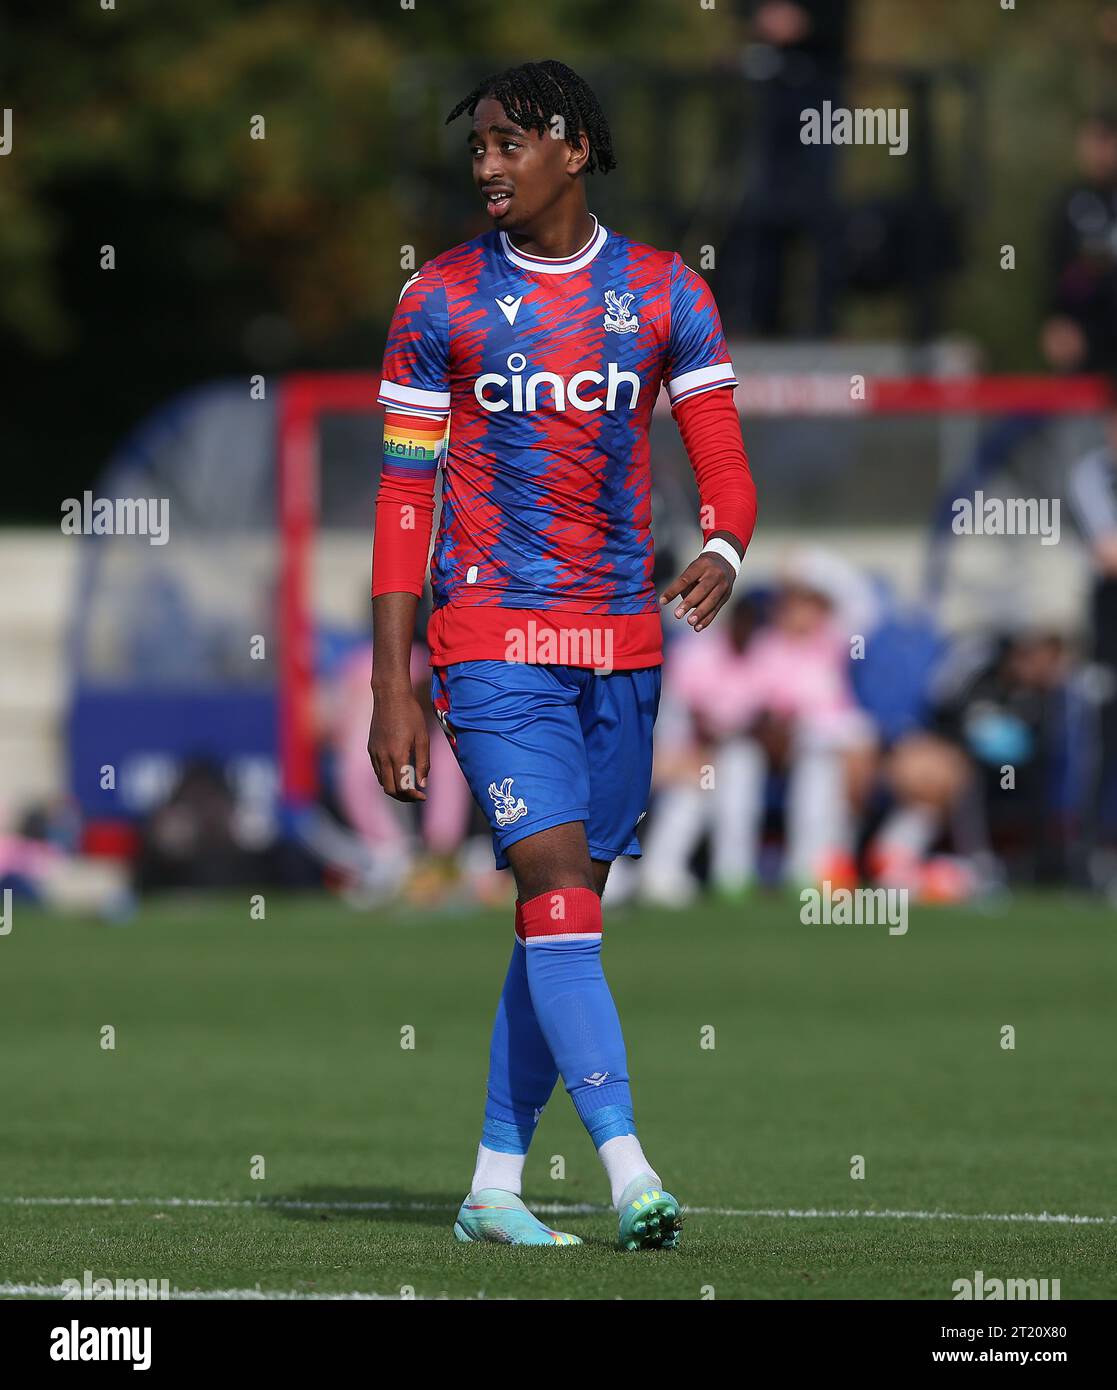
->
xmin=0 ymin=1282 xmax=450 ymax=1301
xmin=681 ymin=1207 xmax=1117 ymax=1226
xmin=1 ymin=1195 xmax=1115 ymax=1225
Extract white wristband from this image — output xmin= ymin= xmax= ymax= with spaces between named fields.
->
xmin=700 ymin=537 xmax=742 ymax=578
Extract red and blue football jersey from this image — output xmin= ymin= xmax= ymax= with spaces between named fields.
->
xmin=376 ymin=216 xmax=739 ymax=668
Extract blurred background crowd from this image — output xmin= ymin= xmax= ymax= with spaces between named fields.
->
xmin=4 ymin=0 xmax=1117 ymax=916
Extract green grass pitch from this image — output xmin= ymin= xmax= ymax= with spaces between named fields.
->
xmin=1 ymin=891 xmax=1114 ymax=1300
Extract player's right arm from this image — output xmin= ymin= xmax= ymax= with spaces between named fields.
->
xmin=368 ymin=268 xmax=451 ymax=802
xmin=370 ymin=590 xmax=428 ymax=801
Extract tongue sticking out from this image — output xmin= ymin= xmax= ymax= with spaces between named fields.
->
xmin=486 ymin=194 xmax=512 ymax=219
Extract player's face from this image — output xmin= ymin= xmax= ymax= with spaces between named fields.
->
xmin=467 ymin=96 xmax=585 ymax=234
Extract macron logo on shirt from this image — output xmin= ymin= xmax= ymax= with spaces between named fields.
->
xmin=495 ymin=293 xmax=523 ymax=325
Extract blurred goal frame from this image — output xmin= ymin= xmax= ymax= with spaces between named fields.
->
xmin=277 ymin=369 xmax=1112 ymax=807
xmin=279 ymin=372 xmax=382 ymax=807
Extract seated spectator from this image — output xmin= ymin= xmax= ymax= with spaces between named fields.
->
xmin=641 ymin=549 xmax=875 ymax=903
xmin=927 ymin=630 xmax=1077 ymax=885
xmin=849 ymin=597 xmax=975 ymax=901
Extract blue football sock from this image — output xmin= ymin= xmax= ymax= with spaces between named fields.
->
xmin=479 ymin=907 xmax=560 ymax=1158
xmin=519 ymin=886 xmax=636 ymax=1149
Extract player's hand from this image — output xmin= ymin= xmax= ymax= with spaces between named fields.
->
xmin=369 ymin=687 xmax=429 ymax=801
xmin=661 ymin=550 xmax=737 ymax=632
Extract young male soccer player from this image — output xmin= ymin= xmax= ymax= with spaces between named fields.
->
xmin=369 ymin=60 xmax=757 ymax=1250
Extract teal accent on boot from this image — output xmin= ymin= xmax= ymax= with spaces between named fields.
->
xmin=616 ymin=1173 xmax=683 ymax=1251
xmin=453 ymin=1189 xmax=582 ymax=1246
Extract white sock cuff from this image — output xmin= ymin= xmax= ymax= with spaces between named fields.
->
xmin=470 ymin=1143 xmax=525 ymax=1197
xmin=598 ymin=1134 xmax=660 ymax=1209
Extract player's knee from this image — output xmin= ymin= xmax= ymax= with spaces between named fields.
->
xmin=512 ymin=848 xmax=597 ymax=900
xmin=506 ymin=823 xmax=598 ymax=900
xmin=516 ymin=865 xmax=597 ymax=900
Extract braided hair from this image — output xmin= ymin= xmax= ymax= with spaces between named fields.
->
xmin=445 ymin=60 xmax=616 ymax=175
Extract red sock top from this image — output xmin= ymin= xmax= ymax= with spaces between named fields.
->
xmin=518 ymin=887 xmax=603 ymax=942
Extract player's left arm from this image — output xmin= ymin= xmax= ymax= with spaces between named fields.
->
xmin=660 ymin=256 xmax=757 ymax=632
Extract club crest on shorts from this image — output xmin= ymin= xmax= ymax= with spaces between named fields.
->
xmin=488 ymin=776 xmax=528 ymax=826
xmin=603 ymin=288 xmax=639 ymax=334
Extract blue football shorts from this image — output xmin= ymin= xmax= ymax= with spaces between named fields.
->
xmin=431 ymin=660 xmax=662 ymax=869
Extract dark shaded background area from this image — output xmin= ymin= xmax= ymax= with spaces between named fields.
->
xmin=3 ymin=0 xmax=1116 ymax=519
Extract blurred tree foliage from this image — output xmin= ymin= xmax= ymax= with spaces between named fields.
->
xmin=0 ymin=0 xmax=722 ymax=513
xmin=0 ymin=0 xmax=721 ymax=358
xmin=0 ymin=0 xmax=1114 ymax=515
